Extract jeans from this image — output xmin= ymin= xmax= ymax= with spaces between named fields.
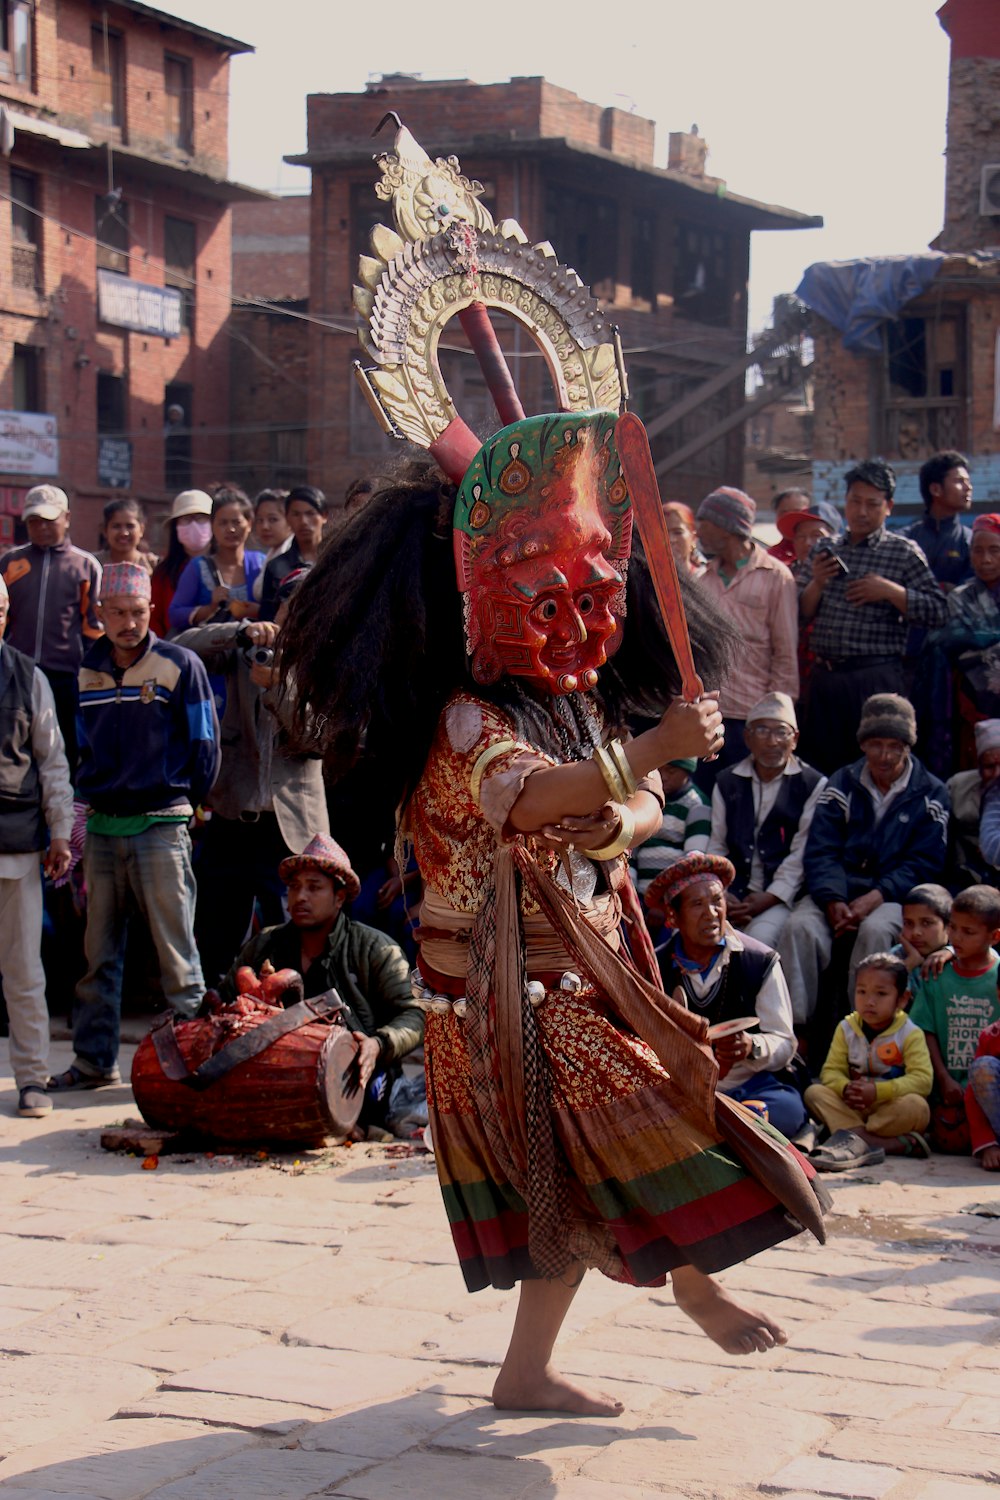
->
xmin=722 ymin=1070 xmax=808 ymax=1138
xmin=968 ymin=1055 xmax=1000 ymax=1150
xmin=73 ymin=824 xmax=204 ymax=1075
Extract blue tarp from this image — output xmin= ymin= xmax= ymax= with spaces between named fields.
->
xmin=795 ymin=254 xmax=945 ymax=354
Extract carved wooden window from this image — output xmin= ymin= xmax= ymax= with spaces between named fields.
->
xmin=164 ymin=54 xmax=193 ymax=152
xmin=91 ymin=25 xmax=124 ymax=131
xmin=881 ymin=308 xmax=966 ymax=458
xmin=10 ymin=168 xmax=39 ymax=290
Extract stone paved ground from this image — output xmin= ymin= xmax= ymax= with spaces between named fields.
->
xmin=1 ymin=1035 xmax=999 ymax=1499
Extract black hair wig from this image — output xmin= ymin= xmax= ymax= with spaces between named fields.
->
xmin=278 ymin=456 xmax=735 ymax=810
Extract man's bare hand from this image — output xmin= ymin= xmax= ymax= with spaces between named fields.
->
xmin=538 ymin=803 xmax=624 ymax=854
xmin=44 ymin=838 xmax=71 ymax=881
xmin=848 ymin=890 xmax=884 ymax=923
xmin=845 ymin=574 xmax=905 ymax=611
xmin=810 ymin=551 xmax=843 ymax=588
xmin=826 ymin=900 xmax=857 ymax=936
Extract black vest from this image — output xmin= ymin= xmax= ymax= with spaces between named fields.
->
xmin=716 ymin=761 xmax=823 ymax=899
xmin=658 ymin=932 xmax=777 ymax=1029
xmin=0 ymin=644 xmax=45 ymax=853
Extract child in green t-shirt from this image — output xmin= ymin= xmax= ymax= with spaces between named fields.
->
xmin=909 ymin=885 xmax=1000 ymax=1154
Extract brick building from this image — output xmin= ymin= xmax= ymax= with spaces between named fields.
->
xmin=805 ymin=0 xmax=1000 ymax=515
xmin=286 ymin=75 xmax=820 ymax=507
xmin=0 ymin=0 xmax=259 ymax=551
xmin=228 ymin=195 xmax=310 ymax=494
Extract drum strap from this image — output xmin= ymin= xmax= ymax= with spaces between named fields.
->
xmin=151 ymin=991 xmax=347 ymax=1091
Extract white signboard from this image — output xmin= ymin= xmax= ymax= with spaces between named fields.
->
xmin=0 ymin=411 xmax=59 ymax=475
xmin=97 ymin=270 xmax=182 ymax=338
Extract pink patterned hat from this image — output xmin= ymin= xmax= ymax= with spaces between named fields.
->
xmin=100 ymin=561 xmax=152 ymax=602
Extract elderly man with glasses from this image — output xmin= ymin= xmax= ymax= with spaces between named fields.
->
xmin=707 ymin=692 xmax=826 ymax=951
xmin=778 ymin=693 xmax=949 ymax=1032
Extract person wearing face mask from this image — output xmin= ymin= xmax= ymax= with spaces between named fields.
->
xmin=168 ymin=487 xmax=265 ymax=633
xmin=150 ymin=491 xmax=213 ymax=637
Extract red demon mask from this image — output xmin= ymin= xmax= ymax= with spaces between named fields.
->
xmin=453 ymin=412 xmax=632 ymax=694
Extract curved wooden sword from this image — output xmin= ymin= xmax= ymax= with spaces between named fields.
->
xmin=615 ymin=410 xmax=704 ymax=702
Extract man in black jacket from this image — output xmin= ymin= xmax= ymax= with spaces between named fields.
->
xmin=220 ymin=834 xmax=424 ymax=1106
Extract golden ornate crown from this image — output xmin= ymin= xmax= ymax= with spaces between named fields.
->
xmin=352 ymin=119 xmax=625 ymax=481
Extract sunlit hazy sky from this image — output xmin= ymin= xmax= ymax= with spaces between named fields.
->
xmin=178 ymin=0 xmax=951 ymax=333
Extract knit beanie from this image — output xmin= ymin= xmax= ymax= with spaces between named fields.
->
xmin=856 ymin=693 xmax=916 ymax=747
xmin=697 ymin=486 xmax=756 ymax=539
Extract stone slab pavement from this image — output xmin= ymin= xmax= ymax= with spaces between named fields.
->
xmin=0 ymin=1034 xmax=998 ymax=1499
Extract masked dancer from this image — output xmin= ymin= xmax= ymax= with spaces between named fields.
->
xmin=279 ymin=124 xmax=825 ymax=1417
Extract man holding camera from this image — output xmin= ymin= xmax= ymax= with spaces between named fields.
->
xmin=176 ymin=572 xmax=329 ymax=985
xmin=798 ymin=460 xmax=946 ymax=773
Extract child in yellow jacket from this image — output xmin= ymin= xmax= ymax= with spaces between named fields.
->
xmin=805 ymin=952 xmax=933 ymax=1171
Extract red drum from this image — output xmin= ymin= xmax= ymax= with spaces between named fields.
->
xmin=131 ymin=987 xmax=363 ymax=1145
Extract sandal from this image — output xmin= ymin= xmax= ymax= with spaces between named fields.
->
xmin=812 ymin=1128 xmax=886 ymax=1173
xmin=47 ymin=1064 xmax=122 ymax=1092
xmin=897 ymin=1131 xmax=932 ymax=1158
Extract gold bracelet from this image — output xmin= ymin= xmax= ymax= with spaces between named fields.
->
xmin=593 ymin=744 xmax=629 ymax=804
xmin=588 ymin=802 xmax=636 ymax=861
xmin=607 ymin=738 xmax=638 ymax=799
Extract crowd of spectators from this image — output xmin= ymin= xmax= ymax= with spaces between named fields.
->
xmin=643 ymin=450 xmax=1000 ymax=1172
xmin=2 ymin=449 xmax=1000 ymax=1177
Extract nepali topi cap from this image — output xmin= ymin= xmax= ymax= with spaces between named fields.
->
xmin=100 ymin=561 xmax=152 ymax=602
xmin=24 ymin=484 xmax=68 ymax=521
xmin=974 ymin=719 xmax=1000 ymax=757
xmin=279 ymin=832 xmax=360 ymax=900
xmin=646 ymin=852 xmax=735 ymax=921
xmin=972 ymin=513 xmax=1000 ymax=536
xmin=746 ymin=691 xmax=798 ymax=730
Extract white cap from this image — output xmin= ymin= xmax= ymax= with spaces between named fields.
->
xmin=745 ymin=691 xmax=798 ymax=730
xmin=169 ymin=489 xmax=213 ymax=523
xmin=975 ymin=719 xmax=1000 ymax=758
xmin=23 ymin=484 xmax=69 ymax=521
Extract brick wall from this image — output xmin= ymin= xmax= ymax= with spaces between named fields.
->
xmin=0 ymin=0 xmax=243 ymax=551
xmin=306 ymin=76 xmax=655 ymax=163
xmin=55 ymin=0 xmax=231 ymax=175
xmin=232 ymin=198 xmax=310 ymax=299
xmin=228 ymin=305 xmax=310 ymax=495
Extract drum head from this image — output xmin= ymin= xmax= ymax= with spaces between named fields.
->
xmin=320 ymin=1028 xmax=365 ymax=1134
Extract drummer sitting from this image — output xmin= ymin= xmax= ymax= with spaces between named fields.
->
xmin=649 ymin=852 xmax=807 ymax=1138
xmin=219 ymin=833 xmax=424 ymax=1107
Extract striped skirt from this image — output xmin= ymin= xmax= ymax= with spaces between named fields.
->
xmin=425 ymin=982 xmax=808 ymax=1294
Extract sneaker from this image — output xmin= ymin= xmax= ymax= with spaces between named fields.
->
xmin=18 ymin=1086 xmax=53 ymax=1118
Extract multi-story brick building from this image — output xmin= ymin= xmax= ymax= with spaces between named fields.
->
xmin=804 ymin=0 xmax=1000 ymax=515
xmin=286 ymin=75 xmax=820 ymax=506
xmin=228 ymin=195 xmax=310 ymax=495
xmin=0 ymin=0 xmax=258 ymax=550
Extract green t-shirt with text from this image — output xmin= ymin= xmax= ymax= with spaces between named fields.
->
xmin=909 ymin=956 xmax=1000 ymax=1086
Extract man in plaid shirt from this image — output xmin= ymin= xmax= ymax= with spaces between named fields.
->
xmin=798 ymin=459 xmax=945 ymax=772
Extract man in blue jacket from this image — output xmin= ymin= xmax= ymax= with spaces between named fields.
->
xmin=49 ymin=563 xmax=220 ymax=1090
xmin=778 ymin=694 xmax=949 ymax=1028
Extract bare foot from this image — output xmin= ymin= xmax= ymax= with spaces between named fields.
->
xmin=492 ymin=1364 xmax=624 ymax=1417
xmin=980 ymin=1144 xmax=1000 ymax=1172
xmin=671 ymin=1267 xmax=787 ymax=1355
